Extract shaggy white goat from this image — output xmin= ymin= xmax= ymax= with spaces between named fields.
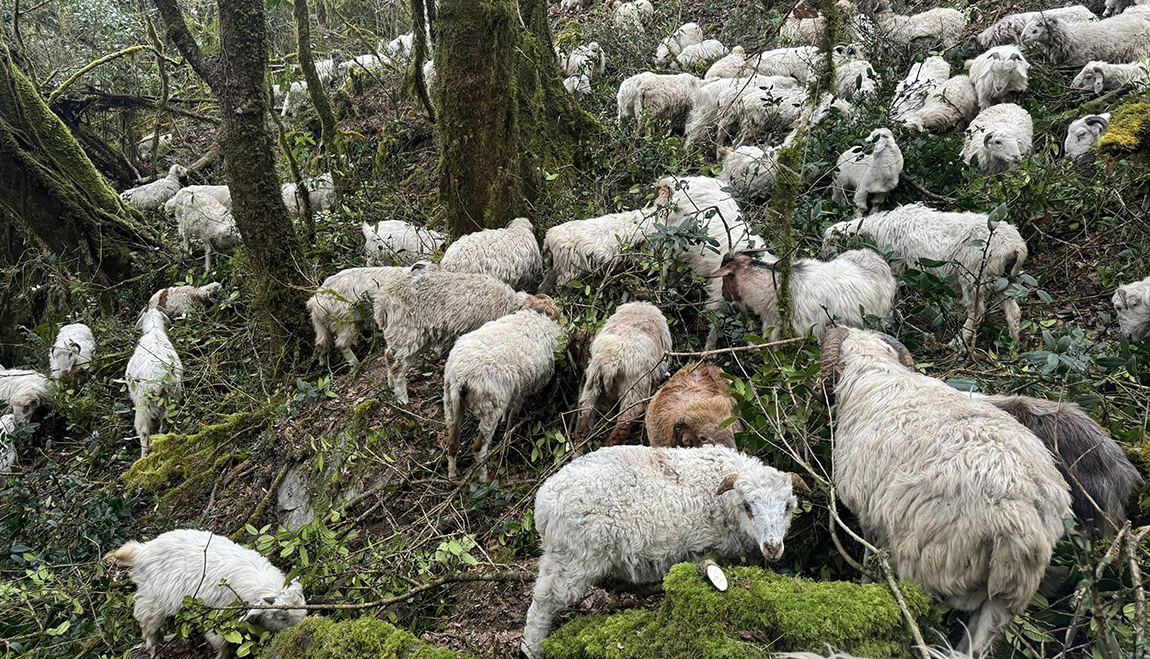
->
xmin=671 ymin=40 xmax=729 ymax=72
xmin=171 ymin=192 xmax=241 ymax=271
xmin=891 ymin=56 xmax=951 ymax=122
xmin=0 ymin=368 xmax=51 ymax=426
xmin=282 ymin=172 xmax=335 ymax=219
xmin=977 ymin=5 xmax=1096 ymax=47
xmin=105 ymin=529 xmax=305 ymax=658
xmin=613 ymin=0 xmax=653 ymax=29
xmin=563 ymin=73 xmax=592 ymax=98
xmin=779 ymin=0 xmax=858 ymax=45
xmin=381 ymin=33 xmax=414 ymax=58
xmin=1072 ymin=60 xmax=1150 ymax=94
xmin=1113 ymin=274 xmax=1150 ymax=341
xmin=362 ymin=220 xmax=446 ymax=266
xmin=833 ymin=128 xmax=903 ymax=213
xmin=835 ymin=58 xmax=879 ymax=99
xmin=903 ymin=74 xmax=977 ymax=133
xmin=557 ymin=42 xmax=606 ymax=79
xmin=1106 ymin=0 xmax=1150 ymax=17
xmin=1019 ymin=11 xmax=1150 ymax=65
xmin=373 ymin=269 xmax=542 ymax=404
xmin=684 ymin=75 xmax=800 ymax=148
xmin=711 ymin=249 xmax=896 ymax=340
xmin=120 ymin=165 xmax=188 ymax=211
xmin=168 ymin=185 xmax=231 ymax=211
xmin=969 ymin=46 xmax=1030 ymax=108
xmin=137 ymin=132 xmax=172 ymax=161
xmin=439 ymin=217 xmax=542 ymax=290
xmin=704 ymin=46 xmax=748 ymax=79
xmin=621 ymin=72 xmax=701 ymax=130
xmin=444 ymin=299 xmax=562 ymax=481
xmin=148 ymin=282 xmax=223 ymax=319
xmin=717 ymin=144 xmax=781 ymax=198
xmin=719 ymin=84 xmax=811 ymax=146
xmin=1064 ymin=113 xmax=1111 ymax=158
xmin=280 ymin=81 xmax=308 ymax=117
xmin=820 ymin=327 xmax=1070 ymax=656
xmin=49 ymin=323 xmax=95 ymax=380
xmin=520 ymin=444 xmax=808 ymax=659
xmin=655 ymin=23 xmax=704 ymax=66
xmin=125 ymin=309 xmax=183 ymax=456
xmin=308 ymin=266 xmax=409 ymax=367
xmin=0 ymin=414 xmax=15 ymax=473
xmin=540 ymin=209 xmax=654 ymax=291
xmin=339 ymin=53 xmax=389 ymax=76
xmin=654 ymin=176 xmax=752 ymax=348
xmin=573 ymin=302 xmax=672 ymax=446
xmin=749 ymin=45 xmax=821 ymax=81
xmin=825 ymin=203 xmax=1029 ymax=346
xmin=863 ymin=2 xmax=966 ymax=51
xmin=962 ymin=103 xmax=1034 ymax=175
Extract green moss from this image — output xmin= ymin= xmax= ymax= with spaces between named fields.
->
xmin=1098 ymin=99 xmax=1150 ymax=155
xmin=544 ymin=564 xmax=938 ymax=659
xmin=554 ymin=20 xmax=583 ymax=50
xmin=262 ymin=616 xmax=471 ymax=659
xmin=122 ymin=406 xmax=276 ymax=510
xmin=350 ymin=398 xmax=382 ymax=435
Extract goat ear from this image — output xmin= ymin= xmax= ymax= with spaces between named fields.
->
xmin=717 ymin=146 xmax=732 ymax=158
xmin=983 ymin=132 xmax=995 ymax=148
xmin=1093 ymin=76 xmax=1105 ymax=94
xmin=288 ymin=578 xmax=302 ymax=593
xmin=872 ymin=138 xmax=887 ymax=154
xmin=157 ymin=288 xmax=170 ymax=310
xmin=789 ymin=473 xmax=811 ymax=495
xmin=706 ymin=264 xmax=736 ymax=278
xmin=1117 ymin=289 xmax=1128 ymax=308
xmin=263 ymin=596 xmax=277 ymax=604
xmin=715 ymin=473 xmax=739 ymax=496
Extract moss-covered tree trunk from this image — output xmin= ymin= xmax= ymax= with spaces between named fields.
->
xmin=436 ymin=0 xmax=591 ymax=236
xmin=154 ymin=0 xmax=311 ymax=369
xmin=0 ymin=37 xmax=154 ymax=361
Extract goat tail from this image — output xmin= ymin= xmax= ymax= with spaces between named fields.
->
xmin=444 ymin=378 xmax=465 ymax=458
xmin=306 ymin=296 xmax=333 ymax=354
xmin=987 ymin=516 xmax=1052 ymax=611
xmin=104 ymin=540 xmax=143 ymax=566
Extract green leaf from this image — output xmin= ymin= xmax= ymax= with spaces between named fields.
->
xmin=224 ymin=630 xmax=244 ymax=643
xmin=46 ymin=620 xmax=71 ymax=636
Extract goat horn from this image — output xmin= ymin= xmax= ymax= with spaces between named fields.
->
xmin=1085 ymin=115 xmax=1109 ymax=130
xmin=820 ymin=326 xmax=850 ymax=383
xmin=881 ymin=334 xmax=916 ymax=369
xmin=157 ymin=288 xmax=170 ymax=310
xmin=790 ymin=473 xmax=811 ymax=494
xmin=983 ymin=132 xmax=995 ymax=147
xmin=715 ymin=473 xmax=739 ymax=495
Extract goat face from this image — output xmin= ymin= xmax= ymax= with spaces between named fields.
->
xmin=715 ymin=471 xmax=807 ymax=562
xmin=984 ymin=129 xmax=1022 ymax=165
xmin=245 ymin=579 xmax=306 ymax=631
xmin=1018 ymin=20 xmax=1048 ymax=46
xmin=1113 ymin=286 xmax=1150 ymax=342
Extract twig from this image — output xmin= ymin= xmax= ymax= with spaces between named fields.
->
xmin=1129 ymin=526 xmax=1150 ymax=654
xmin=664 ymin=336 xmax=805 ymax=358
xmin=904 ymin=176 xmax=957 ymax=203
xmin=879 ymin=554 xmax=931 ymax=659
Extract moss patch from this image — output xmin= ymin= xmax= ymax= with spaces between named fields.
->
xmin=543 ymin=564 xmax=938 ymax=659
xmin=262 ymin=616 xmax=472 ymax=659
xmin=122 ymin=406 xmax=276 ymax=510
xmin=1099 ymin=99 xmax=1150 ymax=155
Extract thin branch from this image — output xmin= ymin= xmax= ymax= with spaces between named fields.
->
xmin=879 ymin=554 xmax=931 ymax=659
xmin=47 ymin=45 xmax=152 ymax=105
xmin=152 ymin=0 xmax=215 ymax=85
xmin=664 ymin=336 xmax=806 ymax=358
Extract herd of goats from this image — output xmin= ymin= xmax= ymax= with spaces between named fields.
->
xmin=5 ymin=0 xmax=1150 ymax=656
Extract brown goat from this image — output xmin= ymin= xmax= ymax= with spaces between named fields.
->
xmin=645 ymin=362 xmax=741 ymax=448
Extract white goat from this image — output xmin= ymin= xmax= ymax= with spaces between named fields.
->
xmin=169 ymin=185 xmax=231 ymax=211
xmin=969 ymin=46 xmax=1030 ymax=109
xmin=711 ymin=249 xmax=896 ymax=340
xmin=282 ymin=172 xmax=335 ymax=219
xmin=443 ymin=298 xmax=562 ymax=481
xmin=373 ymin=269 xmax=543 ymax=404
xmin=520 ymin=444 xmax=808 ymax=659
xmin=820 ymin=327 xmax=1070 ymax=656
xmin=684 ymin=75 xmax=800 ymax=148
xmin=439 ymin=217 xmax=542 ymax=290
xmin=863 ymin=2 xmax=966 ymax=51
xmin=0 ymin=368 xmax=51 ymax=426
xmin=835 ymin=58 xmax=879 ymax=99
xmin=280 ymin=81 xmax=308 ymax=117
xmin=1105 ymin=0 xmax=1150 ymax=17
xmin=891 ymin=56 xmax=951 ymax=122
xmin=148 ymin=282 xmax=223 ymax=319
xmin=1113 ymin=274 xmax=1150 ymax=341
xmin=833 ymin=128 xmax=903 ymax=213
xmin=314 ymin=50 xmax=344 ymax=87
xmin=105 ymin=529 xmax=306 ymax=659
xmin=1064 ymin=113 xmax=1111 ymax=158
xmin=671 ymin=40 xmax=729 ymax=73
xmin=120 ymin=165 xmax=188 ymax=211
xmin=903 ymin=74 xmax=977 ymax=133
xmin=49 ymin=323 xmax=96 ymax=380
xmin=308 ymin=266 xmax=411 ymax=367
xmin=540 ymin=209 xmax=654 ymax=292
xmin=1020 ymin=12 xmax=1150 ymax=65
xmin=655 ymin=23 xmax=705 ymax=66
xmin=171 ymin=192 xmax=241 ymax=272
xmin=573 ymin=302 xmax=672 ymax=446
xmin=717 ymin=145 xmax=781 ymax=198
xmin=962 ymin=103 xmax=1034 ymax=175
xmin=978 ymin=5 xmax=1096 ymax=47
xmin=1072 ymin=60 xmax=1150 ymax=94
xmin=613 ymin=0 xmax=653 ymax=29
xmin=564 ymin=73 xmax=592 ymax=98
xmin=0 ymin=415 xmax=15 ymax=473
xmin=749 ymin=45 xmax=821 ymax=82
xmin=125 ymin=309 xmax=183 ymax=456
xmin=825 ymin=203 xmax=1029 ymax=346
xmin=557 ymin=42 xmax=605 ymax=79
xmin=704 ymin=46 xmax=748 ymax=79
xmin=617 ymin=72 xmax=701 ymax=130
xmin=362 ymin=220 xmax=445 ymax=266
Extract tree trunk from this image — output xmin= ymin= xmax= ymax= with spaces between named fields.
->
xmin=435 ymin=0 xmax=593 ymax=237
xmin=154 ymin=0 xmax=311 ymax=369
xmin=0 ymin=38 xmax=154 ymax=361
xmin=292 ymin=0 xmax=339 ymax=156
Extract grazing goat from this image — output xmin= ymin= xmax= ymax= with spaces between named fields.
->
xmin=540 ymin=210 xmax=654 ymax=292
xmin=120 ymin=165 xmax=188 ymax=211
xmin=821 ymin=327 xmax=1070 ymax=656
xmin=573 ymin=302 xmax=672 ymax=446
xmin=308 ymin=266 xmax=411 ymax=367
xmin=49 ymin=323 xmax=95 ymax=380
xmin=440 ymin=217 xmax=542 ymax=290
xmin=148 ymin=283 xmax=223 ymax=319
xmin=362 ymin=220 xmax=445 ymax=267
xmin=125 ymin=309 xmax=183 ymax=456
xmin=521 ymin=444 xmax=808 ymax=659
xmin=646 ymin=362 xmax=740 ymax=448
xmin=1113 ymin=274 xmax=1150 ymax=341
xmin=962 ymin=103 xmax=1034 ymax=175
xmin=0 ymin=368 xmax=52 ymax=426
xmin=833 ymin=128 xmax=903 ymax=213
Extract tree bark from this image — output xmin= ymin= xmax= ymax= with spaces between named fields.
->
xmin=292 ymin=0 xmax=339 ymax=156
xmin=435 ymin=0 xmax=593 ymax=237
xmin=154 ymin=0 xmax=311 ymax=369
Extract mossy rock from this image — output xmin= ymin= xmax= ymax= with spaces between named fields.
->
xmin=262 ymin=616 xmax=471 ymax=658
xmin=1098 ymin=98 xmax=1150 ymax=155
xmin=543 ymin=564 xmax=939 ymax=659
xmin=122 ymin=406 xmax=276 ymax=510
